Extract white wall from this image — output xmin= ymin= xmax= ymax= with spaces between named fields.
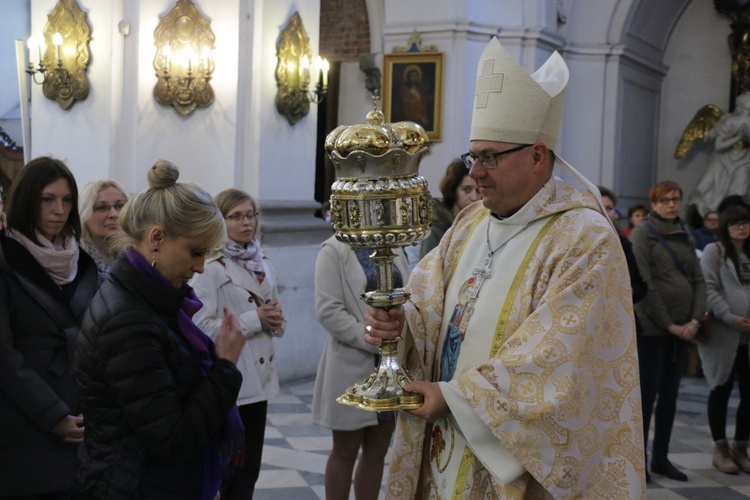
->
xmin=256 ymin=2 xmax=321 ymax=202
xmin=27 ymin=0 xmax=322 ymax=203
xmin=29 ymin=0 xmax=116 ymax=186
xmin=0 ymin=0 xmax=29 ymax=139
xmin=132 ymin=0 xmax=241 ymax=195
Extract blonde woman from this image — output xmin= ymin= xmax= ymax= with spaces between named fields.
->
xmin=79 ymin=179 xmax=128 ymax=284
xmin=192 ymin=188 xmax=285 ymax=499
xmin=75 ymin=160 xmax=246 ymax=499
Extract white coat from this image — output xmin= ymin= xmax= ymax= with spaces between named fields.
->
xmin=311 ymin=235 xmax=410 ymax=430
xmin=191 ymin=250 xmax=285 ymax=406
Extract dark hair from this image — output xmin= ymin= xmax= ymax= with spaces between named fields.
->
xmin=717 ymin=194 xmax=750 ymax=215
xmin=649 ymin=180 xmax=682 ymax=203
xmin=439 ymin=158 xmax=469 ymax=210
xmin=717 ymin=205 xmax=750 ymax=279
xmin=6 ymin=156 xmax=81 ymax=245
xmin=627 ymin=203 xmax=648 ymax=218
xmin=597 ymin=186 xmax=617 ymax=205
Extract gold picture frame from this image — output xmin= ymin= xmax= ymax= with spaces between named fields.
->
xmin=382 ymin=52 xmax=443 ymax=141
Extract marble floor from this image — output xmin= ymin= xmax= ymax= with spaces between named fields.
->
xmin=255 ymin=376 xmax=750 ymax=499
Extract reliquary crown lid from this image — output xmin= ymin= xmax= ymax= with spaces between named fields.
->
xmin=325 ymin=95 xmax=429 ymax=180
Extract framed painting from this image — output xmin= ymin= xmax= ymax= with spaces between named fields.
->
xmin=382 ymin=52 xmax=443 ymax=141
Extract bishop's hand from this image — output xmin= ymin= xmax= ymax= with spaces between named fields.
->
xmin=364 ymin=305 xmax=404 ymax=345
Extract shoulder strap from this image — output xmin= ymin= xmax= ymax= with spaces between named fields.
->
xmin=0 ymin=240 xmax=77 ymax=328
xmin=642 ymin=220 xmax=688 ymax=277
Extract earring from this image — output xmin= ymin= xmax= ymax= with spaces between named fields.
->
xmin=151 ymin=248 xmax=158 ymax=268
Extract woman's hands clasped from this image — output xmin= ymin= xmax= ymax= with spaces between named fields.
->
xmin=51 ymin=414 xmax=84 ymax=443
xmin=258 ymin=299 xmax=284 ymax=333
xmin=215 ymin=306 xmax=245 ymax=364
xmin=668 ymin=321 xmax=699 ymax=342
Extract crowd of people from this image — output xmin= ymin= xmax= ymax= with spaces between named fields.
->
xmin=1 ymin=35 xmax=749 ymax=500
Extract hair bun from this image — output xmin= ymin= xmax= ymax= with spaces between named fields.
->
xmin=148 ymin=159 xmax=180 ymax=189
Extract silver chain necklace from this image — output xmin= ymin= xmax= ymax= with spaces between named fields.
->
xmin=467 ymin=219 xmax=536 ymax=300
xmin=484 ymin=218 xmax=536 ymax=266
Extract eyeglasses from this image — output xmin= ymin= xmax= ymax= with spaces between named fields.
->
xmin=93 ymin=202 xmax=126 ymax=213
xmin=728 ymin=221 xmax=750 ymax=228
xmin=460 ymin=144 xmax=532 ymax=170
xmin=226 ymin=211 xmax=260 ymax=222
xmin=656 ymin=197 xmax=682 ymax=205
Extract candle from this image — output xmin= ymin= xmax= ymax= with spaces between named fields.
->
xmin=52 ymin=32 xmax=62 ymax=66
xmin=27 ymin=37 xmax=35 ymax=67
xmin=163 ymin=44 xmax=171 ymax=72
xmin=287 ymin=60 xmax=297 ymax=88
xmin=312 ymin=56 xmax=322 ymax=86
xmin=186 ymin=46 xmax=195 ymax=75
xmin=201 ymin=46 xmax=211 ymax=73
xmin=321 ymin=58 xmax=330 ymax=89
xmin=299 ymin=55 xmax=310 ymax=88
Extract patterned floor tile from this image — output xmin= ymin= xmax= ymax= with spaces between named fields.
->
xmin=257 ymin=376 xmax=750 ymax=498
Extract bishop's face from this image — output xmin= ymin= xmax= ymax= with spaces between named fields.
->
xmin=467 ymin=141 xmax=543 ymax=217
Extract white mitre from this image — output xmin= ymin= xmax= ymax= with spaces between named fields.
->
xmin=470 ymin=38 xmax=618 ymax=232
xmin=470 ymin=37 xmax=568 ymax=149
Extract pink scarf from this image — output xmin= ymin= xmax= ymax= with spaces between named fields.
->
xmin=221 ymin=239 xmax=266 ymax=283
xmin=8 ymin=229 xmax=79 ymax=285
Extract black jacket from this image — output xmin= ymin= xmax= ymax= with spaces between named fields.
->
xmin=75 ymin=256 xmax=242 ymax=499
xmin=0 ymin=233 xmax=97 ymax=495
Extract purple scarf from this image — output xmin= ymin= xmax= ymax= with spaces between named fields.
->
xmin=125 ymin=248 xmax=244 ymax=499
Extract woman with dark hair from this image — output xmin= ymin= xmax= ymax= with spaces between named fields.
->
xmin=191 ymin=188 xmax=285 ymax=499
xmin=622 ymin=203 xmax=648 ymax=237
xmin=0 ymin=156 xmax=98 ymax=498
xmin=75 ymin=160 xmax=246 ymax=499
xmin=419 ymin=158 xmax=481 ymax=258
xmin=698 ymin=205 xmax=750 ymax=474
xmin=630 ymin=180 xmax=707 ymax=482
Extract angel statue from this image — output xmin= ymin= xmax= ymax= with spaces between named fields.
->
xmin=675 ymin=92 xmax=750 ymax=218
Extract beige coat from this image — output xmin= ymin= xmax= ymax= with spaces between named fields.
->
xmin=311 ymin=236 xmax=409 ymax=430
xmin=191 ymin=251 xmax=285 ymax=406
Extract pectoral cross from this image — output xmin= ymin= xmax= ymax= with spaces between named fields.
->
xmin=468 ymin=262 xmax=494 ymax=299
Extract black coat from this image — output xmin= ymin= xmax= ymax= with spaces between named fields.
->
xmin=0 ymin=233 xmax=97 ymax=495
xmin=75 ymin=256 xmax=242 ymax=499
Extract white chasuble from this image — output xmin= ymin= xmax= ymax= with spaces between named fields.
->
xmin=386 ymin=176 xmax=645 ymax=499
xmin=428 ymin=213 xmax=552 ymax=497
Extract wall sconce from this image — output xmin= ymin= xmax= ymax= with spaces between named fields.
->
xmin=153 ymin=0 xmax=215 ymax=116
xmin=26 ymin=0 xmax=91 ymax=110
xmin=275 ymin=12 xmax=329 ymax=126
